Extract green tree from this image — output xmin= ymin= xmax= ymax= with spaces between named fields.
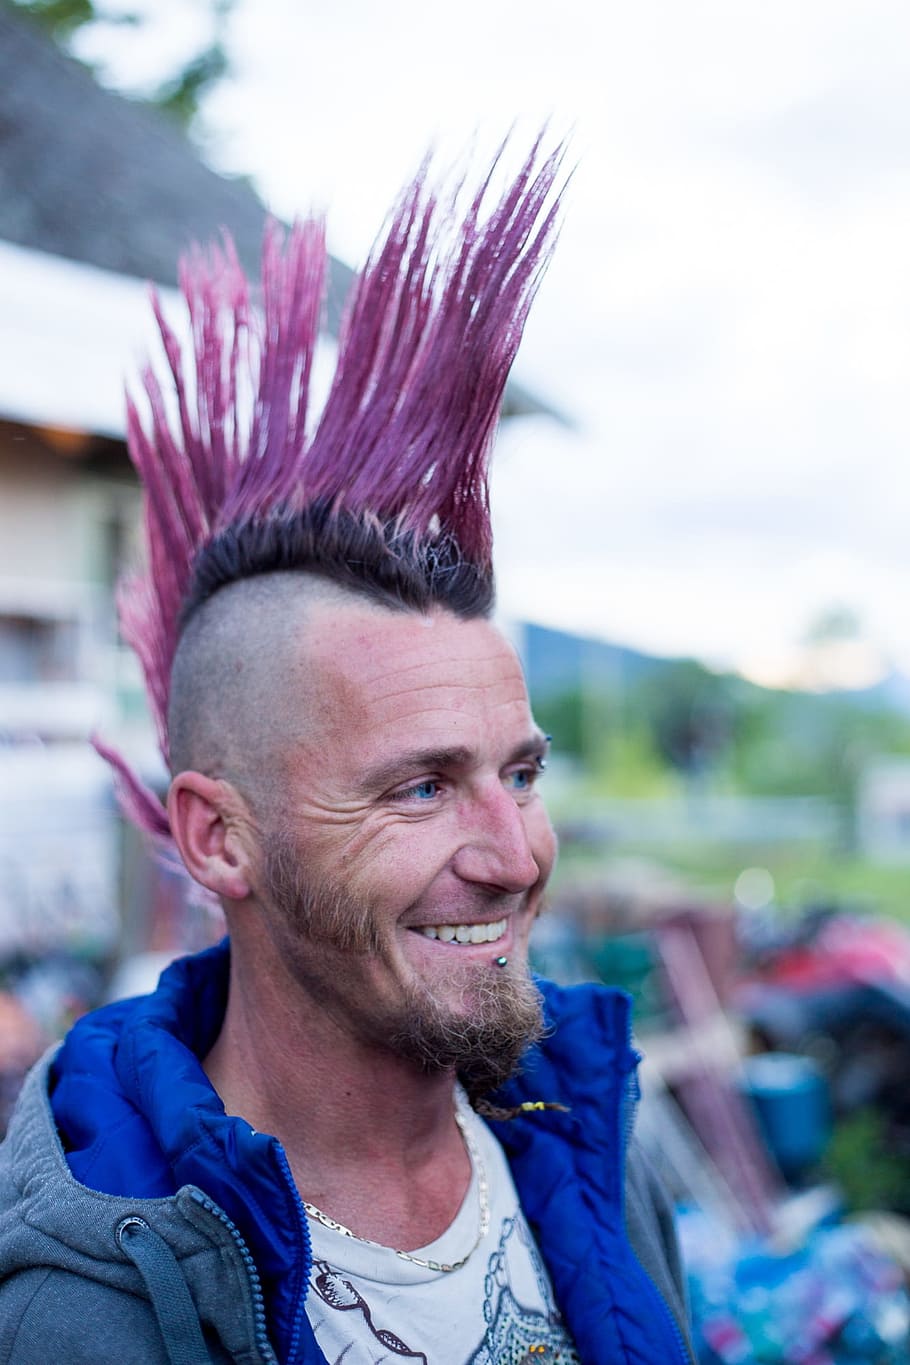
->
xmin=5 ymin=0 xmax=234 ymax=132
xmin=532 ymin=683 xmax=681 ymax=796
xmin=632 ymin=659 xmax=736 ymax=779
xmin=823 ymin=1109 xmax=910 ymax=1214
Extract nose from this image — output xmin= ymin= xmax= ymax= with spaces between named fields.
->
xmin=451 ymin=784 xmax=542 ymax=895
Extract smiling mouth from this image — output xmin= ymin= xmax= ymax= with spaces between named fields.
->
xmin=415 ymin=918 xmax=507 ymax=945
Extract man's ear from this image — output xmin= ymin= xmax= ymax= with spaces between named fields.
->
xmin=167 ymin=772 xmax=255 ymax=902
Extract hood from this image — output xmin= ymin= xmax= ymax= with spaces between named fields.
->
xmin=49 ymin=941 xmax=311 ymax=1362
xmin=0 ymin=1049 xmax=277 ymax=1361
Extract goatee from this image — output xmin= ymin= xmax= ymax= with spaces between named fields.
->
xmin=386 ymin=961 xmax=545 ymax=1102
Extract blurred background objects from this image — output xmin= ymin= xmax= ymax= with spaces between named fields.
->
xmin=3 ymin=3 xmax=910 ymax=1358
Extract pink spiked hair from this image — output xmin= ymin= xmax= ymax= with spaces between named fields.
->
xmin=95 ymin=133 xmax=566 ymax=841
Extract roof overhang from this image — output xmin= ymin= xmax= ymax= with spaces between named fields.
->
xmin=0 ymin=239 xmax=170 ymax=439
xmin=0 ymin=237 xmax=566 ymax=441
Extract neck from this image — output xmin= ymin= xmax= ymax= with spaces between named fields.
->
xmin=204 ymin=922 xmax=471 ymax=1249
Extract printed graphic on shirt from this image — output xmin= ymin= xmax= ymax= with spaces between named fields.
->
xmin=312 ymin=1261 xmax=427 ymax=1363
xmin=309 ymin=1216 xmax=580 ymax=1365
xmin=468 ymin=1216 xmax=580 ymax=1365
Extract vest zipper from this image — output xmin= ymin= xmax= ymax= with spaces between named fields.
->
xmin=273 ymin=1141 xmax=315 ymax=1365
xmin=633 ymin=1253 xmax=692 ymax=1364
xmin=188 ymin=1188 xmax=277 ymax=1363
xmin=622 ymin=1045 xmax=642 ymax=1151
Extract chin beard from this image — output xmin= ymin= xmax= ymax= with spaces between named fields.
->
xmin=385 ymin=962 xmax=546 ymax=1102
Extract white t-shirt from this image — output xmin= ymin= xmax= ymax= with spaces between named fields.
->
xmin=304 ymin=1096 xmax=580 ymax=1364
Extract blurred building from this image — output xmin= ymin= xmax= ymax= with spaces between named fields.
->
xmin=857 ymin=757 xmax=910 ymax=862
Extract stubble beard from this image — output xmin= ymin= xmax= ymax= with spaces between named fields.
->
xmin=261 ymin=826 xmax=545 ymax=1100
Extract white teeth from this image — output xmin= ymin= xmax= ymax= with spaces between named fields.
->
xmin=416 ymin=919 xmax=507 ymax=944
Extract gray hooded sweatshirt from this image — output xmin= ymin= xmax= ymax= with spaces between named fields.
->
xmin=0 ymin=1054 xmax=693 ymax=1364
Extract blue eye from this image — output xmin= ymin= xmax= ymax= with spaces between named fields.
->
xmin=507 ymin=769 xmax=532 ymax=792
xmin=409 ymin=780 xmax=438 ymax=801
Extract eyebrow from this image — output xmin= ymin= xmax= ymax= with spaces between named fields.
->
xmin=360 ymin=731 xmax=549 ymax=795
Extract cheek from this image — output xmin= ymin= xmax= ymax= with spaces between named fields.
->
xmin=344 ymin=818 xmax=458 ymax=899
xmin=365 ymin=819 xmax=458 ymax=884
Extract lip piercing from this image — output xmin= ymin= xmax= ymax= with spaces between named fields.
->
xmin=494 ymin=955 xmax=508 ymax=968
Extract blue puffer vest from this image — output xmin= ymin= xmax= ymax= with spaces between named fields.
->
xmin=49 ymin=940 xmax=691 ymax=1364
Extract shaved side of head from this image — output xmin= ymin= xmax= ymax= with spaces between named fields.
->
xmin=167 ymin=573 xmax=351 ymax=817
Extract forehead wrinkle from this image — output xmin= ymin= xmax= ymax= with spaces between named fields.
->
xmin=358 ymin=651 xmax=528 ymax=701
xmin=361 ymin=687 xmax=533 ymax=738
xmin=342 ymin=639 xmax=522 ymax=688
xmin=366 ymin=676 xmax=525 ymax=707
xmin=297 ymin=607 xmax=533 ymax=749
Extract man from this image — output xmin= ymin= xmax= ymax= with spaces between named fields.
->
xmin=0 ymin=139 xmax=694 ymax=1363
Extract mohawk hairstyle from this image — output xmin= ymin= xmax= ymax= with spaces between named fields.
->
xmin=95 ymin=132 xmax=566 ymax=841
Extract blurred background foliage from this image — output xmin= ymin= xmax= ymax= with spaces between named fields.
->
xmin=535 ymin=657 xmax=910 ymax=800
xmin=3 ymin=0 xmax=234 ymax=131
xmin=533 ymin=640 xmax=910 ymax=921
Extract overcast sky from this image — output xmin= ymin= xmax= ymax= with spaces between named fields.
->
xmin=77 ymin=0 xmax=910 ymax=685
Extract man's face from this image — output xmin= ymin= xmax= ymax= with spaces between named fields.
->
xmin=252 ymin=597 xmax=557 ymax=1084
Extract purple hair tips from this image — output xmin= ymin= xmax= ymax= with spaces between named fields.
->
xmin=97 ymin=132 xmax=567 ymax=841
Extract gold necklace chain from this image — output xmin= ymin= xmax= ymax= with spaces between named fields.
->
xmin=302 ymin=1108 xmax=490 ymax=1274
